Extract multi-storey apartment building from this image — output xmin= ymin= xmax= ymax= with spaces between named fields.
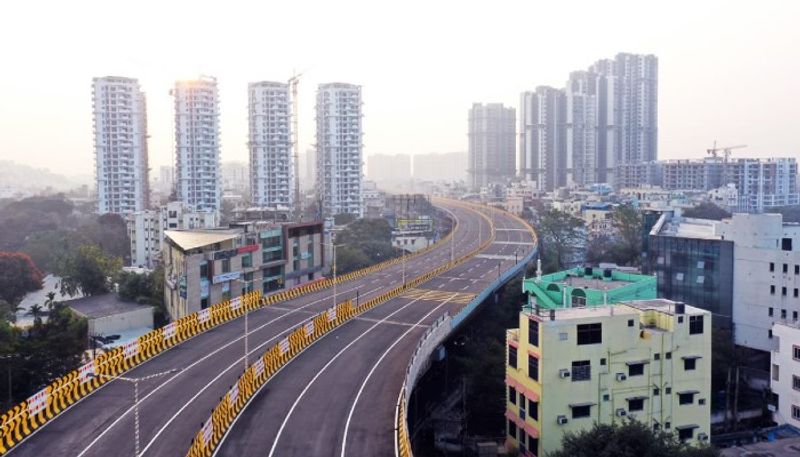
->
xmin=662 ymin=157 xmax=798 ymax=213
xmin=172 ymin=76 xmax=221 ymax=212
xmin=92 ymin=76 xmax=149 ymax=214
xmin=316 ymin=83 xmax=363 ymax=217
xmin=249 ymin=81 xmax=292 ymax=208
xmin=506 ymin=299 xmax=711 ymax=456
xmin=519 ymin=88 xmax=565 ymax=191
xmin=468 ymin=103 xmax=516 ymax=190
xmin=519 ymin=53 xmax=658 ymax=191
xmin=162 ymin=220 xmax=325 ymax=319
xmin=127 ymin=201 xmax=218 ymax=269
xmin=770 ymin=322 xmax=800 ymax=428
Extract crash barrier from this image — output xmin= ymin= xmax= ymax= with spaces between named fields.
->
xmin=396 ymin=202 xmax=538 ymax=457
xmin=185 ymin=201 xmax=496 ymax=457
xmin=0 ymin=205 xmax=464 ymax=455
xmin=0 ymin=290 xmax=262 ymax=455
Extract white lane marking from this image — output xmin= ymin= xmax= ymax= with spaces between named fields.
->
xmin=340 ymin=295 xmax=456 ymax=457
xmin=461 ymin=285 xmax=470 ymax=291
xmin=74 ymin=284 xmax=383 ymax=457
xmin=266 ymin=291 xmax=446 ymax=457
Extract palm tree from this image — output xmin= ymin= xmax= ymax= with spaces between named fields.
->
xmin=44 ymin=292 xmax=57 ymax=311
xmin=29 ymin=304 xmax=43 ymax=320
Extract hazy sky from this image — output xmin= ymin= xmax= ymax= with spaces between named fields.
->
xmin=1 ymin=0 xmax=798 ymax=178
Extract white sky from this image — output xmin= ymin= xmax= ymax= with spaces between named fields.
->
xmin=1 ymin=0 xmax=798 ymax=177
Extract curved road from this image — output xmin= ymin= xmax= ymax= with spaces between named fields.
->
xmin=217 ymin=202 xmax=536 ymax=457
xmin=9 ymin=199 xmax=521 ymax=457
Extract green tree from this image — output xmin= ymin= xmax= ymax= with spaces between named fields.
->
xmin=21 ymin=229 xmax=85 ymax=273
xmin=683 ymin=202 xmax=731 ymax=221
xmin=0 ymin=196 xmax=75 ymax=252
xmin=0 ymin=252 xmax=44 ymax=304
xmin=609 ymin=204 xmax=643 ymax=266
xmin=548 ymin=419 xmax=719 ymax=457
xmin=535 ymin=208 xmax=586 ymax=273
xmin=55 ymin=244 xmax=122 ymax=297
xmin=335 ymin=245 xmax=372 ymax=274
xmin=117 ymin=267 xmax=168 ymax=326
xmin=80 ymin=214 xmax=131 ymax=263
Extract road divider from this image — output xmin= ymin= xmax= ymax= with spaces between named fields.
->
xmin=185 ymin=200 xmax=494 ymax=457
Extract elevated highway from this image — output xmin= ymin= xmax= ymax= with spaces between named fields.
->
xmin=8 ymin=199 xmax=535 ymax=457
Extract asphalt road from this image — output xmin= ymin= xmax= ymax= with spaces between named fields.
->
xmin=9 ymin=199 xmax=521 ymax=457
xmin=217 ymin=203 xmax=536 ymax=457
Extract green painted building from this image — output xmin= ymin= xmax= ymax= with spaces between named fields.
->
xmin=522 ymin=266 xmax=656 ymax=309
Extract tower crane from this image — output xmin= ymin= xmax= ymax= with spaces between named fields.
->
xmin=706 ymin=142 xmax=747 ymax=185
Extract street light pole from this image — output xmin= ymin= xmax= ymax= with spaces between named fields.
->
xmin=233 ymin=278 xmax=251 ymax=371
xmin=91 ymin=368 xmax=180 ymax=457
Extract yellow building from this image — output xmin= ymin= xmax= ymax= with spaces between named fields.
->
xmin=505 ymin=299 xmax=711 ymax=456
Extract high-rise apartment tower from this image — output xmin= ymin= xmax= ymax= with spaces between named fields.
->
xmin=468 ymin=103 xmax=516 ymax=190
xmin=93 ymin=76 xmax=149 ymax=214
xmin=315 ymin=83 xmax=364 ymax=217
xmin=172 ymin=76 xmax=221 ymax=212
xmin=249 ymin=81 xmax=292 ymax=208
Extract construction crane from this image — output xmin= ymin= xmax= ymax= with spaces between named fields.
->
xmin=288 ymin=70 xmax=304 ymax=218
xmin=706 ymin=142 xmax=747 ymax=161
xmin=707 ymin=142 xmax=747 ymax=186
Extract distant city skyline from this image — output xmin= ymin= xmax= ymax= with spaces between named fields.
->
xmin=2 ymin=1 xmax=799 ymax=177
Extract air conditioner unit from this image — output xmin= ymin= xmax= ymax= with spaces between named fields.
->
xmin=559 ymin=369 xmax=571 ymax=379
xmin=698 ymin=433 xmax=708 ymax=441
xmin=556 ymin=415 xmax=568 ymax=425
xmin=615 ymin=408 xmax=627 ymax=417
xmin=616 ymin=373 xmax=627 ymax=382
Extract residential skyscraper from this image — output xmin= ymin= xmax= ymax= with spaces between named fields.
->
xmin=315 ymin=83 xmax=363 ymax=217
xmin=519 ymin=53 xmax=658 ymax=190
xmin=92 ymin=76 xmax=149 ymax=214
xmin=468 ymin=103 xmax=516 ymax=190
xmin=519 ymin=88 xmax=565 ymax=191
xmin=172 ymin=76 xmax=221 ymax=212
xmin=248 ymin=81 xmax=292 ymax=208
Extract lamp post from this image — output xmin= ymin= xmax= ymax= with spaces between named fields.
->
xmin=90 ymin=368 xmax=180 ymax=457
xmin=394 ymin=245 xmax=407 ymax=286
xmin=321 ymin=240 xmax=343 ymax=310
xmin=232 ymin=278 xmax=253 ymax=371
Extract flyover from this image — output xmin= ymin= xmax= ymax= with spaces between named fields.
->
xmin=6 ymin=199 xmax=535 ymax=457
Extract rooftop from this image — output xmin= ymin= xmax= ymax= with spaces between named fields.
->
xmin=164 ymin=229 xmax=241 ymax=251
xmin=619 ymin=298 xmax=707 ymax=316
xmin=523 ymin=266 xmax=657 ymax=310
xmin=653 ymin=214 xmax=722 ymax=240
xmin=65 ymin=293 xmax=152 ymax=319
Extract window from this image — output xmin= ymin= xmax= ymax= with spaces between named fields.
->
xmin=508 ymin=419 xmax=516 ymax=438
xmin=199 ymin=262 xmax=208 ymax=278
xmin=665 ymin=421 xmax=671 ymax=429
xmin=508 ymin=386 xmax=517 ymax=405
xmin=508 ymin=346 xmax=517 ymax=369
xmin=783 ymin=309 xmax=788 ymax=319
xmin=769 ymin=307 xmax=774 ymax=317
xmin=699 ymin=398 xmax=706 ymax=405
xmin=770 ymin=262 xmax=775 ymax=272
xmin=794 ymin=311 xmax=798 ymax=321
xmin=600 ymin=358 xmax=607 ymax=366
xmin=666 ymin=352 xmax=672 ymax=360
xmin=571 ymin=404 xmax=591 ymax=419
xmin=241 ymin=253 xmax=252 ymax=268
xmin=795 ymin=265 xmax=799 ymax=275
xmin=689 ymin=315 xmax=704 ymax=335
xmin=679 ymin=392 xmax=696 ymax=405
xmin=200 ymin=297 xmax=209 ymax=309
xmin=528 ymin=319 xmax=539 ymax=347
xmin=571 ymin=360 xmax=591 ymax=381
xmin=795 ymin=289 xmax=798 ymax=298
xmin=628 ymin=398 xmax=645 ymax=412
xmin=527 ymin=436 xmax=539 ymax=453
xmin=528 ymin=399 xmax=538 ymax=421
xmin=794 ymin=375 xmax=800 ymax=392
xmin=793 ymin=346 xmax=800 ymax=361
xmin=222 ymin=258 xmax=231 ymax=273
xmin=628 ymin=363 xmax=645 ymax=376
xmin=528 ymin=355 xmax=539 ymax=381
xmin=653 ymin=388 xmax=660 ymax=396
xmin=684 ymin=358 xmax=697 ymax=371
xmin=654 ymin=353 xmax=660 ymax=361
xmin=771 ymin=285 xmax=776 ymax=295
xmin=577 ymin=323 xmax=602 ymax=345
xmin=793 ymin=405 xmax=800 ymax=420
xmin=783 ymin=287 xmax=788 ymax=296
xmin=785 ymin=264 xmax=789 ymax=274
xmin=627 ymin=319 xmax=634 ymax=327
xmin=783 ymin=238 xmax=793 ymax=251
xmin=678 ymin=427 xmax=695 ymax=442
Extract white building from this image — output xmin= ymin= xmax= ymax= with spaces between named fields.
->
xmin=127 ymin=201 xmax=218 ymax=268
xmin=468 ymin=103 xmax=516 ymax=190
xmin=92 ymin=76 xmax=149 ymax=214
xmin=173 ymin=76 xmax=221 ymax=213
xmin=315 ymin=83 xmax=364 ymax=217
xmin=770 ymin=322 xmax=800 ymax=427
xmin=249 ymin=81 xmax=292 ymax=207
